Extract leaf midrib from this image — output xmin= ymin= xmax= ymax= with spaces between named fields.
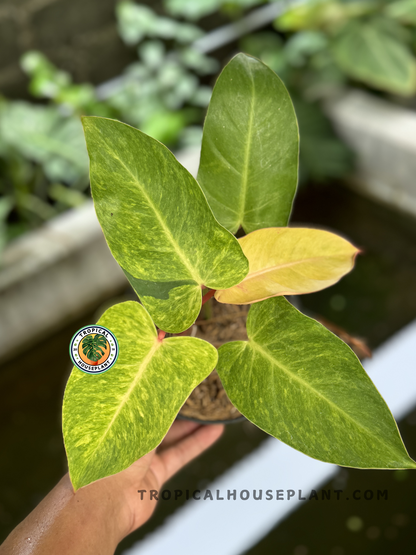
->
xmin=241 ymin=255 xmax=348 ymax=281
xmin=82 ymin=338 xmax=161 ymax=468
xmin=249 ymin=341 xmax=403 ymax=461
xmin=238 ymin=62 xmax=255 ymax=228
xmin=109 ymin=151 xmax=202 ymax=283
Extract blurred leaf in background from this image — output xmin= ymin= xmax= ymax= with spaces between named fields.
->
xmin=276 ymin=0 xmax=376 ymax=31
xmin=3 ymin=0 xmax=416 ymax=258
xmin=240 ymin=0 xmax=416 ymax=182
xmin=0 ymin=98 xmax=90 ymax=251
xmin=21 ymin=51 xmax=115 ymax=117
xmin=274 ymin=0 xmax=416 ymax=97
xmin=0 ymin=101 xmax=88 ymax=183
xmin=385 ymin=0 xmax=416 ymax=25
xmin=111 ymin=0 xmax=219 ymax=146
xmin=293 ymin=96 xmax=354 ymax=184
xmin=0 ymin=0 xmax=222 ymax=258
xmin=333 ymin=17 xmax=416 ymax=96
xmin=164 ymin=0 xmax=265 ymax=20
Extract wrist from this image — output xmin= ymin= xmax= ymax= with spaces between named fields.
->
xmin=0 ymin=474 xmax=132 ymax=555
xmin=69 ymin=473 xmax=134 ymax=543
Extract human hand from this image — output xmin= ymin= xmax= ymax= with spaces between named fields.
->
xmin=109 ymin=420 xmax=224 ymax=537
xmin=0 ymin=420 xmax=224 ymax=555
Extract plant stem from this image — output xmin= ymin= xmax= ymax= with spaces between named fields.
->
xmin=157 ymin=329 xmax=166 ymax=342
xmin=202 ymin=289 xmax=216 ymax=306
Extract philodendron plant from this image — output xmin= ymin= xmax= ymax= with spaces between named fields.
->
xmin=63 ymin=53 xmax=416 ymax=491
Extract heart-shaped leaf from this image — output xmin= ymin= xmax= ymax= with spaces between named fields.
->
xmin=63 ymin=301 xmax=218 ymax=490
xmin=215 ymin=227 xmax=359 ymax=304
xmin=197 ymin=53 xmax=299 ymax=234
xmin=217 ymin=297 xmax=416 ymax=469
xmin=82 ymin=116 xmax=248 ymax=333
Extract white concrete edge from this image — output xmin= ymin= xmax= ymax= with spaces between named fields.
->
xmin=325 ymin=89 xmax=416 ymax=219
xmin=0 ymin=201 xmax=98 ymax=290
xmin=325 ymin=90 xmax=416 ymax=152
xmin=0 ymin=148 xmax=200 ymax=292
xmin=0 ymin=148 xmax=200 ymax=362
xmin=124 ymin=317 xmax=416 ymax=555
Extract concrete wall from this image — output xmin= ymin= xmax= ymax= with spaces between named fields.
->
xmin=0 ymin=147 xmax=199 ymax=364
xmin=326 ymin=90 xmax=416 ymax=219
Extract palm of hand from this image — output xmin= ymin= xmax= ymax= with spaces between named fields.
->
xmin=109 ymin=420 xmax=224 ymax=536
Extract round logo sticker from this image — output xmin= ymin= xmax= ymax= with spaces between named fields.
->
xmin=69 ymin=326 xmax=119 ymax=374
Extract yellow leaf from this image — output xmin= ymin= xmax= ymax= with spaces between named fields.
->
xmin=215 ymin=228 xmax=359 ymax=304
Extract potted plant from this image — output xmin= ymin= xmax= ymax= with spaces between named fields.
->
xmin=62 ymin=53 xmax=416 ymax=492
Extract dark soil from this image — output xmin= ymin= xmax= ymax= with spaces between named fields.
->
xmin=179 ymin=370 xmax=242 ymax=422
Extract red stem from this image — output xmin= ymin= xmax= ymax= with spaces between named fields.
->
xmin=202 ymin=288 xmax=216 ymax=306
xmin=157 ymin=329 xmax=166 ymax=342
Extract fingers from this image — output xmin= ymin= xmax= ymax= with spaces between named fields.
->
xmin=158 ymin=420 xmax=200 ymax=450
xmin=158 ymin=424 xmax=224 ymax=483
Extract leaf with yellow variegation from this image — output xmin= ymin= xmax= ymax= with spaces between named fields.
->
xmin=63 ymin=301 xmax=218 ymax=490
xmin=82 ymin=116 xmax=248 ymax=334
xmin=217 ymin=297 xmax=416 ymax=469
xmin=215 ymin=227 xmax=359 ymax=304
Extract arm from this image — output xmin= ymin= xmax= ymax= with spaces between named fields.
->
xmin=0 ymin=421 xmax=223 ymax=555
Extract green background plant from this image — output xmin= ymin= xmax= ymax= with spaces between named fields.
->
xmin=5 ymin=0 xmax=416 ymax=263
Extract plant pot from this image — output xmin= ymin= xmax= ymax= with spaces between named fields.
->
xmin=178 ymin=302 xmax=249 ymax=425
xmin=178 ymin=369 xmax=246 ymax=425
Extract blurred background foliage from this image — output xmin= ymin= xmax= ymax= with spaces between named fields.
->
xmin=1 ymin=0 xmax=416 ymax=260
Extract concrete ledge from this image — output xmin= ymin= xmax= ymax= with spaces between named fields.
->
xmin=325 ymin=89 xmax=416 ymax=218
xmin=0 ymin=148 xmax=200 ymax=363
xmin=0 ymin=202 xmax=126 ymax=363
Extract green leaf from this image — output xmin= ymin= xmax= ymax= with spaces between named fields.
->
xmin=275 ymin=0 xmax=377 ymax=31
xmin=63 ymin=301 xmax=218 ymax=490
xmin=48 ymin=183 xmax=86 ymax=208
xmin=333 ymin=20 xmax=416 ymax=96
xmin=284 ymin=31 xmax=328 ymax=67
xmin=275 ymin=0 xmax=335 ymax=31
xmin=116 ymin=2 xmax=157 ymax=45
xmin=197 ymin=53 xmax=299 ymax=234
xmin=215 ymin=227 xmax=359 ymax=304
xmin=217 ymin=297 xmax=416 ymax=469
xmin=385 ymin=0 xmax=416 ymax=25
xmin=82 ymin=116 xmax=248 ymax=333
xmin=0 ymin=101 xmax=88 ymax=183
